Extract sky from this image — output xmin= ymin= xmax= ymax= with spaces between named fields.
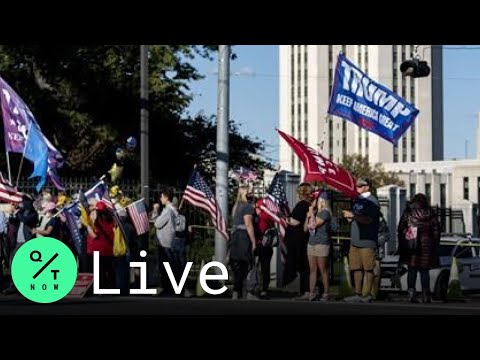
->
xmin=187 ymin=45 xmax=480 ymax=164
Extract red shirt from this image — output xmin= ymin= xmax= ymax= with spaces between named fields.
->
xmin=86 ymin=219 xmax=114 ymax=257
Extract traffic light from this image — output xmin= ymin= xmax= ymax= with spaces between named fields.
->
xmin=400 ymin=59 xmax=431 ymax=78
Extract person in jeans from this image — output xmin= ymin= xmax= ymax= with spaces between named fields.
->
xmin=229 ymin=185 xmax=257 ymax=300
xmin=253 ymin=198 xmax=275 ymax=299
xmin=397 ymin=193 xmax=440 ymax=303
xmin=154 ymin=189 xmax=178 ymax=296
xmin=305 ymin=192 xmax=332 ymax=301
xmin=342 ymin=178 xmax=380 ymax=303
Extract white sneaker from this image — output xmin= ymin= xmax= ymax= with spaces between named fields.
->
xmin=246 ymin=292 xmax=260 ymax=300
xmin=183 ymin=289 xmax=194 ymax=298
xmin=344 ymin=294 xmax=362 ymax=303
xmin=361 ymin=295 xmax=373 ymax=303
xmin=231 ymin=291 xmax=239 ymax=300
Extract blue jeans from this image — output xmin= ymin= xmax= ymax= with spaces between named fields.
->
xmin=113 ymin=256 xmax=130 ymax=295
xmin=158 ymin=238 xmax=186 ymax=294
xmin=407 ymin=267 xmax=430 ymax=291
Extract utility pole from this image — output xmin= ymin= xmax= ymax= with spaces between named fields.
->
xmin=140 ymin=45 xmax=150 ymax=206
xmin=215 ymin=45 xmax=230 ymax=265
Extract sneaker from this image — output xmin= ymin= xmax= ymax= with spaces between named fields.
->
xmin=344 ymin=294 xmax=362 ymax=303
xmin=308 ymin=293 xmax=317 ymax=301
xmin=294 ymin=292 xmax=311 ymax=301
xmin=319 ymin=293 xmax=330 ymax=302
xmin=246 ymin=292 xmax=260 ymax=300
xmin=231 ymin=291 xmax=239 ymax=300
xmin=259 ymin=291 xmax=269 ymax=300
xmin=360 ymin=295 xmax=373 ymax=303
xmin=183 ymin=289 xmax=194 ymax=298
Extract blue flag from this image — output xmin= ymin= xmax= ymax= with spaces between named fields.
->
xmin=24 ymin=124 xmax=48 ymax=192
xmin=328 ymin=53 xmax=419 ymax=145
xmin=63 ymin=202 xmax=85 ymax=258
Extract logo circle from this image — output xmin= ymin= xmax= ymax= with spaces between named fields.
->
xmin=11 ymin=237 xmax=78 ymax=303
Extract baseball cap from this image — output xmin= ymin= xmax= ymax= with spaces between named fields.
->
xmin=355 ymin=178 xmax=371 ymax=187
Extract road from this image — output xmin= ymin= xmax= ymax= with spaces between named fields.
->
xmin=1 ymin=295 xmax=480 ymax=315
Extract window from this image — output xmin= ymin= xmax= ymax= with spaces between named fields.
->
xmin=329 ymin=117 xmax=333 ymax=158
xmin=304 ymin=47 xmax=308 ymax=64
xmin=304 ymin=102 xmax=308 ymax=114
xmin=477 ymin=177 xmax=480 ymax=205
xmin=342 ymin=45 xmax=346 ymax=55
xmin=410 ymin=183 xmax=416 ymax=199
xmin=364 ymin=46 xmax=369 ymax=73
xmin=440 ymin=183 xmax=446 ymax=209
xmin=394 ymin=144 xmax=399 ymax=163
xmin=464 ymin=177 xmax=469 ymax=200
xmin=291 ymin=153 xmax=294 ymax=171
xmin=305 ymin=85 xmax=308 ymax=98
xmin=425 ymin=183 xmax=431 ymax=204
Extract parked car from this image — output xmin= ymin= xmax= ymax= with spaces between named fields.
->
xmin=379 ymin=235 xmax=480 ymax=301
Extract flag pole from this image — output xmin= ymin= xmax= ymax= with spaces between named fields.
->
xmin=179 ymin=164 xmax=197 ymax=211
xmin=16 ymin=122 xmax=32 ymax=188
xmin=6 ymin=152 xmax=12 ymax=184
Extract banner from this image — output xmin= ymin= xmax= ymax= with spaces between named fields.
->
xmin=328 ymin=53 xmax=419 ymax=145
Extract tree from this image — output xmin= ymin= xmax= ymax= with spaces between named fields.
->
xmin=0 ymin=45 xmax=272 ymax=188
xmin=341 ymin=154 xmax=404 ymax=190
xmin=0 ymin=45 xmax=217 ymax=177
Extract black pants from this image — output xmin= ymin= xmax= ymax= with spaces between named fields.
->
xmin=407 ymin=267 xmax=430 ymax=291
xmin=285 ymin=235 xmax=309 ymax=294
xmin=230 ymin=259 xmax=249 ymax=296
xmin=255 ymin=245 xmax=273 ymax=292
xmin=87 ymin=255 xmax=115 ymax=290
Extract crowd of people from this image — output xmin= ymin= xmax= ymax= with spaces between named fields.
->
xmin=0 ymin=177 xmax=441 ymax=303
xmin=229 ymin=177 xmax=441 ymax=303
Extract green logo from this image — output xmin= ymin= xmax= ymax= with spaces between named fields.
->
xmin=11 ymin=237 xmax=78 ymax=303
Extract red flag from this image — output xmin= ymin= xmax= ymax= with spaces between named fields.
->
xmin=277 ymin=129 xmax=357 ymax=198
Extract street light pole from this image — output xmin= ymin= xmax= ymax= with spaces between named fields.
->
xmin=215 ymin=45 xmax=230 ymax=265
xmin=140 ymin=45 xmax=150 ymax=207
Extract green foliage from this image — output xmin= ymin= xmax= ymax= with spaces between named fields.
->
xmin=341 ymin=154 xmax=404 ymax=190
xmin=0 ymin=45 xmax=270 ymax=186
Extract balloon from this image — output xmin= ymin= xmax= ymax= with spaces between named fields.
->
xmin=126 ymin=136 xmax=137 ymax=151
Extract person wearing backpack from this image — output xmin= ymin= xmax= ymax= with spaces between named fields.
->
xmin=397 ymin=193 xmax=440 ymax=303
xmin=253 ymin=198 xmax=276 ymax=299
xmin=154 ymin=189 xmax=178 ymax=296
xmin=305 ymin=192 xmax=332 ymax=301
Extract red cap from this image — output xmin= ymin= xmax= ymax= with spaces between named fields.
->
xmin=95 ymin=201 xmax=107 ymax=211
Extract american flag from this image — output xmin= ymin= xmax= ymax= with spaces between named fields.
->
xmin=183 ymin=170 xmax=229 ymax=240
xmin=126 ymin=199 xmax=150 ymax=235
xmin=260 ymin=172 xmax=289 ymax=235
xmin=0 ymin=172 xmax=22 ymax=204
xmin=259 ymin=172 xmax=290 ymax=263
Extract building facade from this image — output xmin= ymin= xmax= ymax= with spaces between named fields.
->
xmin=278 ymin=45 xmax=443 ymax=178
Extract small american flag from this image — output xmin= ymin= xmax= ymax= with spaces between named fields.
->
xmin=259 ymin=172 xmax=290 ymax=263
xmin=183 ymin=169 xmax=229 ymax=240
xmin=0 ymin=172 xmax=22 ymax=204
xmin=126 ymin=199 xmax=150 ymax=235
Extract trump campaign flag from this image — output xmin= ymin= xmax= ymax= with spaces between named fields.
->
xmin=0 ymin=75 xmax=65 ymax=191
xmin=328 ymin=53 xmax=419 ymax=145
